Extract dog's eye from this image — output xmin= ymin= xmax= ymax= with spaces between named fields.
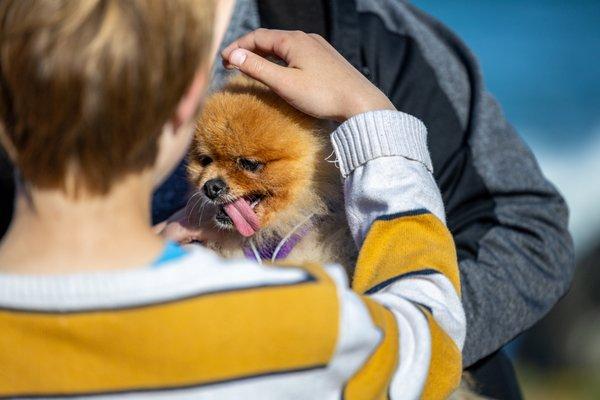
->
xmin=198 ymin=155 xmax=213 ymax=167
xmin=238 ymin=158 xmax=263 ymax=172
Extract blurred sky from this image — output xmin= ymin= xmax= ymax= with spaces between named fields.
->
xmin=414 ymin=0 xmax=600 ymax=254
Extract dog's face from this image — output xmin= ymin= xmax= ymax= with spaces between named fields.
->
xmin=188 ymin=80 xmax=323 ymax=237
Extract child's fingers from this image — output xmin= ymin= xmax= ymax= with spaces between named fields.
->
xmin=225 ymin=48 xmax=292 ymax=93
xmin=221 ymin=28 xmax=297 ymax=64
xmin=221 ymin=28 xmax=394 ymax=121
xmin=161 ymin=221 xmax=204 ymax=244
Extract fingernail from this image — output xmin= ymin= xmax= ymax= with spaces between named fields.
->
xmin=229 ymin=49 xmax=247 ymax=67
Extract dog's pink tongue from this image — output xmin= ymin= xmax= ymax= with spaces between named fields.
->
xmin=223 ymin=198 xmax=260 ymax=237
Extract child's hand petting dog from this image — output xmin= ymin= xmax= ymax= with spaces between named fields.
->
xmin=221 ymin=28 xmax=395 ymax=121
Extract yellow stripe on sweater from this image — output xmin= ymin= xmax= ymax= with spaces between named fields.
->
xmin=352 ymin=212 xmax=460 ymax=295
xmin=0 ymin=270 xmax=338 ymax=397
xmin=420 ymin=308 xmax=462 ymax=400
xmin=343 ymin=297 xmax=397 ymax=400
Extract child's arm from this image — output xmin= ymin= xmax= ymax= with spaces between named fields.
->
xmin=323 ymin=110 xmax=465 ymax=399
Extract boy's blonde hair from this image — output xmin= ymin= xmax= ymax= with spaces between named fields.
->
xmin=0 ymin=0 xmax=214 ymax=194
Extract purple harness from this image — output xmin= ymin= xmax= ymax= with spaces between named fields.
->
xmin=243 ymin=223 xmax=312 ymax=262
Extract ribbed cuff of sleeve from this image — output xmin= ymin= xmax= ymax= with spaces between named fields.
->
xmin=330 ymin=110 xmax=432 ymax=177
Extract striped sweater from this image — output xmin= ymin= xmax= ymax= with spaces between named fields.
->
xmin=0 ymin=111 xmax=465 ymax=399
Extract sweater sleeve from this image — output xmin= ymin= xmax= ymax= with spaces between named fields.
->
xmin=327 ymin=111 xmax=465 ymax=399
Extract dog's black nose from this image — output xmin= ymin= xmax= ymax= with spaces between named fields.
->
xmin=203 ymin=178 xmax=228 ymax=199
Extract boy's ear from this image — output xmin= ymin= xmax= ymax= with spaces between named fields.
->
xmin=171 ymin=70 xmax=208 ymax=131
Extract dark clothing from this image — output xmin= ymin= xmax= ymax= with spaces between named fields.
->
xmin=469 ymin=350 xmax=524 ymax=399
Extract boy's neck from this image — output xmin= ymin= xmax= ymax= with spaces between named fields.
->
xmin=0 ymin=173 xmax=165 ymax=274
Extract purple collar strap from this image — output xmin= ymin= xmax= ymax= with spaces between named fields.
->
xmin=243 ymin=221 xmax=313 ymax=262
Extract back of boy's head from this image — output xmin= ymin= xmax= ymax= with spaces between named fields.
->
xmin=0 ymin=0 xmax=214 ymax=195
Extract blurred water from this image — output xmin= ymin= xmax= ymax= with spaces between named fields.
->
xmin=415 ymin=0 xmax=600 ymax=253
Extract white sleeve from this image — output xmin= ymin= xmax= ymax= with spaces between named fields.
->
xmin=325 ymin=110 xmax=466 ymax=400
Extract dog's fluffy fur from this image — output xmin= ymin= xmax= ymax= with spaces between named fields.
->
xmin=188 ymin=75 xmax=355 ymax=270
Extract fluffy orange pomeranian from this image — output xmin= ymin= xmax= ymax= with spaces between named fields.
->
xmin=187 ymin=75 xmax=356 ymax=270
